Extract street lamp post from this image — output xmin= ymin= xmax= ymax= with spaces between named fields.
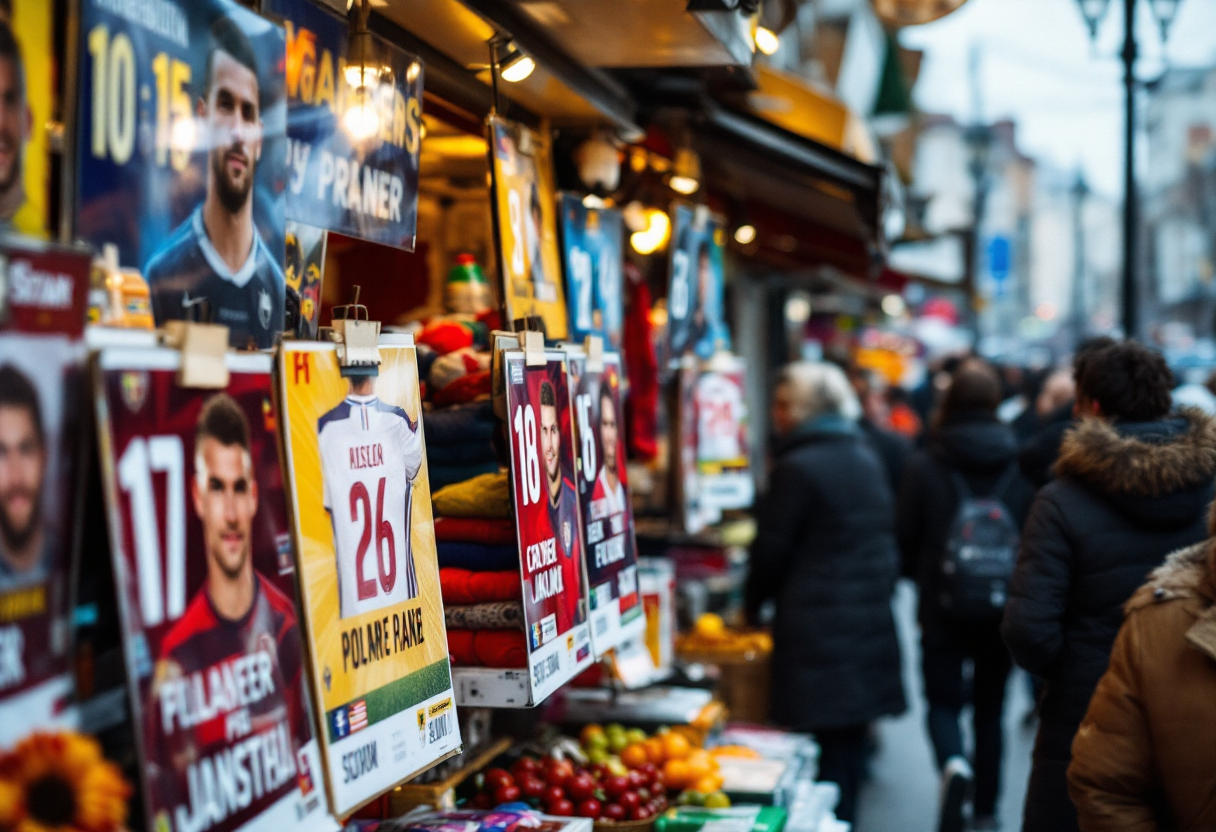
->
xmin=1071 ymin=172 xmax=1090 ymax=345
xmin=1075 ymin=0 xmax=1183 ymax=339
xmin=965 ymin=123 xmax=992 ymax=339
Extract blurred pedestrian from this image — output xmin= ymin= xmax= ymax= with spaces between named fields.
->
xmin=746 ymin=361 xmax=906 ymax=826
xmin=851 ymin=368 xmax=912 ymax=496
xmin=1067 ymin=519 xmax=1216 ymax=831
xmin=1002 ymin=340 xmax=1216 ymax=832
xmin=898 ymin=361 xmax=1035 ymax=831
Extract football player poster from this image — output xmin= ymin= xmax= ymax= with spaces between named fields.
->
xmin=502 ymin=349 xmax=592 ymax=703
xmin=284 ymin=221 xmax=326 ymax=340
xmin=559 ymin=194 xmax=623 ymax=352
xmin=265 ymin=0 xmax=424 ymax=250
xmin=0 ymin=1 xmax=52 ymax=235
xmin=489 ymin=116 xmax=568 ymax=340
xmin=567 ymin=351 xmax=642 ymax=657
xmin=279 ymin=337 xmax=459 ymax=815
xmin=693 ymin=356 xmax=754 ymax=512
xmin=76 ymin=0 xmax=288 ymax=350
xmin=0 ymin=237 xmax=92 ymax=743
xmin=94 ymin=349 xmax=335 ymax=832
xmin=666 ymin=204 xmax=729 ymax=367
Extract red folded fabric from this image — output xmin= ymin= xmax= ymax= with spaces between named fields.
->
xmin=417 ymin=319 xmax=474 ymax=355
xmin=440 ymin=568 xmax=475 ymax=605
xmin=447 ymin=629 xmax=476 ymax=665
xmin=440 ymin=568 xmax=522 ymax=605
xmin=474 ymin=630 xmax=528 ymax=668
xmin=432 ymin=371 xmax=491 ymax=406
xmin=435 ymin=516 xmax=517 ymax=546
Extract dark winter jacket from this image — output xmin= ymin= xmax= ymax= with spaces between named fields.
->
xmin=896 ymin=411 xmax=1036 ymax=624
xmin=860 ymin=417 xmax=912 ymax=498
xmin=746 ymin=416 xmax=907 ymax=732
xmin=1002 ymin=408 xmax=1216 ymax=832
xmin=1018 ymin=403 xmax=1077 ymax=489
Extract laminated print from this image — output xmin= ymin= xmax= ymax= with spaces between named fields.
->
xmin=0 ymin=236 xmax=91 ymax=743
xmin=94 ymin=348 xmax=335 ymax=832
xmin=502 ymin=350 xmax=591 ymax=702
xmin=666 ymin=205 xmax=729 ymax=366
xmin=284 ymin=221 xmax=326 ymax=340
xmin=693 ymin=356 xmax=753 ymax=512
xmin=279 ymin=338 xmax=459 ymax=815
xmin=76 ymin=0 xmax=288 ymax=349
xmin=559 ymin=195 xmax=622 ymax=352
xmin=567 ymin=352 xmax=642 ymax=657
xmin=489 ymin=117 xmax=568 ymax=340
xmin=266 ymin=0 xmax=424 ymax=250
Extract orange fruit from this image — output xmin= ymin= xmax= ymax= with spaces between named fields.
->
xmin=693 ymin=774 xmax=724 ymax=793
xmin=685 ymin=749 xmax=713 ymax=781
xmin=663 ymin=758 xmax=691 ymax=790
xmin=662 ymin=731 xmax=691 ymax=761
xmin=621 ymin=743 xmax=649 ymax=769
xmin=644 ymin=737 xmax=666 ymax=764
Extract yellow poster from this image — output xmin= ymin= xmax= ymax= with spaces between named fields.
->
xmin=279 ymin=337 xmax=459 ymax=816
xmin=489 ymin=115 xmax=568 ymax=339
xmin=9 ymin=0 xmax=50 ymax=234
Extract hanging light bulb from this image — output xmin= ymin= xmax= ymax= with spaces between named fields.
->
xmin=500 ymin=51 xmax=536 ymax=83
xmin=734 ymin=223 xmax=757 ymax=245
xmin=668 ymin=147 xmax=701 ymax=195
xmin=630 ymin=209 xmax=671 ymax=255
xmin=343 ymin=85 xmax=380 ymax=141
xmin=754 ymin=26 xmax=780 ymax=55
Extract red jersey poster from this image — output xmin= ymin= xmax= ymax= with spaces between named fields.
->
xmin=567 ymin=352 xmax=642 ymax=658
xmin=0 ymin=236 xmax=91 ymax=744
xmin=94 ymin=348 xmax=336 ymax=832
xmin=502 ymin=350 xmax=591 ymax=703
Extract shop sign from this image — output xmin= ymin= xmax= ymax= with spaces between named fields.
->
xmin=667 ymin=204 xmax=730 ymax=367
xmin=0 ymin=237 xmax=92 ymax=744
xmin=75 ymin=0 xmax=288 ymax=349
xmin=266 ymin=0 xmax=424 ymax=251
xmin=489 ymin=117 xmax=568 ymax=340
xmin=502 ymin=349 xmax=591 ymax=703
xmin=566 ymin=351 xmax=643 ymax=658
xmin=278 ymin=337 xmax=460 ymax=816
xmin=559 ymin=194 xmax=623 ymax=352
xmin=94 ymin=348 xmax=336 ymax=832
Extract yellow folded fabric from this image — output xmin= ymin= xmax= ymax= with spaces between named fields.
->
xmin=432 ymin=470 xmax=511 ymax=518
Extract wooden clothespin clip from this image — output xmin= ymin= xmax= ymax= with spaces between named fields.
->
xmin=330 ymin=286 xmax=381 ymax=377
xmin=523 ymin=330 xmax=546 ymax=366
xmin=163 ymin=320 xmax=230 ymax=389
xmin=584 ymin=334 xmax=604 ymax=372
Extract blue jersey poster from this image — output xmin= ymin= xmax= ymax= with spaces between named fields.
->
xmin=559 ymin=194 xmax=623 ymax=352
xmin=75 ymin=0 xmax=288 ymax=349
xmin=667 ymin=204 xmax=729 ymax=365
xmin=266 ymin=0 xmax=423 ymax=251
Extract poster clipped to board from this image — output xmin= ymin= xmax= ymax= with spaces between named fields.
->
xmin=559 ymin=194 xmax=623 ymax=352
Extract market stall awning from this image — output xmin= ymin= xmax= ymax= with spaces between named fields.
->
xmin=742 ymin=66 xmax=878 ymax=164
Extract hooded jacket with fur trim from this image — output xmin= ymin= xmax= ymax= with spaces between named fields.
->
xmin=1068 ymin=535 xmax=1216 ymax=831
xmin=1001 ymin=408 xmax=1216 ymax=832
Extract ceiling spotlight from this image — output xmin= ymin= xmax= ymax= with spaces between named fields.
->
xmin=630 ymin=209 xmax=671 ymax=255
xmin=754 ymin=26 xmax=780 ymax=55
xmin=343 ymin=85 xmax=380 ymax=141
xmin=669 ymin=147 xmax=701 ymax=195
xmin=500 ymin=49 xmax=536 ymax=83
xmin=734 ymin=223 xmax=757 ymax=245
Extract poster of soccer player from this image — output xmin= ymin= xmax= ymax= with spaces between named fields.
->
xmin=559 ymin=195 xmax=623 ymax=352
xmin=489 ymin=117 xmax=568 ymax=340
xmin=0 ymin=236 xmax=92 ymax=743
xmin=693 ymin=356 xmax=753 ymax=512
xmin=75 ymin=0 xmax=288 ymax=350
xmin=279 ymin=337 xmax=459 ymax=815
xmin=284 ymin=221 xmax=326 ymax=340
xmin=94 ymin=349 xmax=335 ymax=832
xmin=265 ymin=0 xmax=423 ymax=250
xmin=667 ymin=205 xmax=729 ymax=367
xmin=0 ymin=2 xmax=52 ymax=235
xmin=567 ymin=351 xmax=642 ymax=658
xmin=502 ymin=349 xmax=592 ymax=703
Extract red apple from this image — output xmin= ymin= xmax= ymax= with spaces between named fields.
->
xmin=543 ymin=785 xmax=566 ymax=807
xmin=566 ymin=773 xmax=597 ymax=801
xmin=544 ymin=759 xmax=574 ymax=788
xmin=520 ymin=776 xmax=547 ymax=799
xmin=618 ymin=791 xmax=641 ymax=812
xmin=576 ymin=798 xmax=602 ymax=819
xmin=484 ymin=768 xmax=514 ymax=791
xmin=493 ymin=784 xmax=521 ymax=804
xmin=604 ymin=775 xmax=630 ymax=799
xmin=631 ymin=806 xmax=654 ymax=821
xmin=603 ymin=804 xmax=626 ymax=821
xmin=512 ymin=758 xmax=541 ymax=780
xmin=549 ymin=798 xmax=574 ymax=817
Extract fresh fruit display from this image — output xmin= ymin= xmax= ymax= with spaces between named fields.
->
xmin=675 ymin=614 xmax=773 ymax=655
xmin=471 ymin=753 xmax=669 ymax=822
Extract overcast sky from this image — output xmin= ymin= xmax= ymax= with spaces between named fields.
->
xmin=900 ymin=0 xmax=1216 ymax=197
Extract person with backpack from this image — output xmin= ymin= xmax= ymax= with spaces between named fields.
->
xmin=898 ymin=360 xmax=1036 ymax=831
xmin=1001 ymin=341 xmax=1216 ymax=832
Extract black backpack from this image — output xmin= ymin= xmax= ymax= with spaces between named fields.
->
xmin=939 ymin=464 xmax=1020 ymax=620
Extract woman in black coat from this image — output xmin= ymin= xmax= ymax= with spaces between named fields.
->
xmin=1002 ymin=342 xmax=1216 ymax=832
xmin=746 ymin=361 xmax=906 ymax=825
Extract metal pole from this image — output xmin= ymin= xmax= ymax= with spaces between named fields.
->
xmin=1071 ymin=173 xmax=1089 ymax=345
xmin=1121 ymin=0 xmax=1138 ymax=338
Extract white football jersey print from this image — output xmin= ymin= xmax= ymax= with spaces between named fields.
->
xmin=696 ymin=373 xmax=746 ymax=463
xmin=318 ymin=393 xmax=423 ymax=619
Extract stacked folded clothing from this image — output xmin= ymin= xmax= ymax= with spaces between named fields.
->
xmin=431 ymin=471 xmax=511 ymax=518
xmin=446 ymin=629 xmax=528 ymax=668
xmin=444 ymin=601 xmax=523 ymax=630
xmin=425 ymin=401 xmax=499 ymax=491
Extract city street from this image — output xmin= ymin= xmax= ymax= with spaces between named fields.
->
xmin=858 ymin=583 xmax=1037 ymax=832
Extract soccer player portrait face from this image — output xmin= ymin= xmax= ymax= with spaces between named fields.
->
xmin=192 ymin=436 xmax=258 ymax=581
xmin=0 ymin=44 xmax=27 ymax=199
xmin=599 ymin=391 xmax=618 ymax=476
xmin=201 ymin=49 xmax=262 ymax=215
xmin=541 ymin=401 xmax=561 ymax=498
xmin=0 ymin=404 xmax=43 ymax=551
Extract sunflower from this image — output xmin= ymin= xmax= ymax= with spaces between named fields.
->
xmin=0 ymin=732 xmax=130 ymax=832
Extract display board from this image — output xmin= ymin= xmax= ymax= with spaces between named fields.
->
xmin=667 ymin=205 xmax=729 ymax=366
xmin=94 ymin=348 xmax=334 ymax=832
xmin=692 ymin=356 xmax=753 ymax=512
xmin=567 ymin=351 xmax=642 ymax=657
xmin=0 ymin=237 xmax=92 ymax=743
xmin=279 ymin=337 xmax=459 ymax=815
xmin=502 ymin=349 xmax=591 ymax=703
xmin=266 ymin=0 xmax=423 ymax=250
xmin=559 ymin=195 xmax=623 ymax=352
xmin=76 ymin=0 xmax=288 ymax=349
xmin=285 ymin=221 xmax=327 ymax=339
xmin=489 ymin=117 xmax=568 ymax=340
